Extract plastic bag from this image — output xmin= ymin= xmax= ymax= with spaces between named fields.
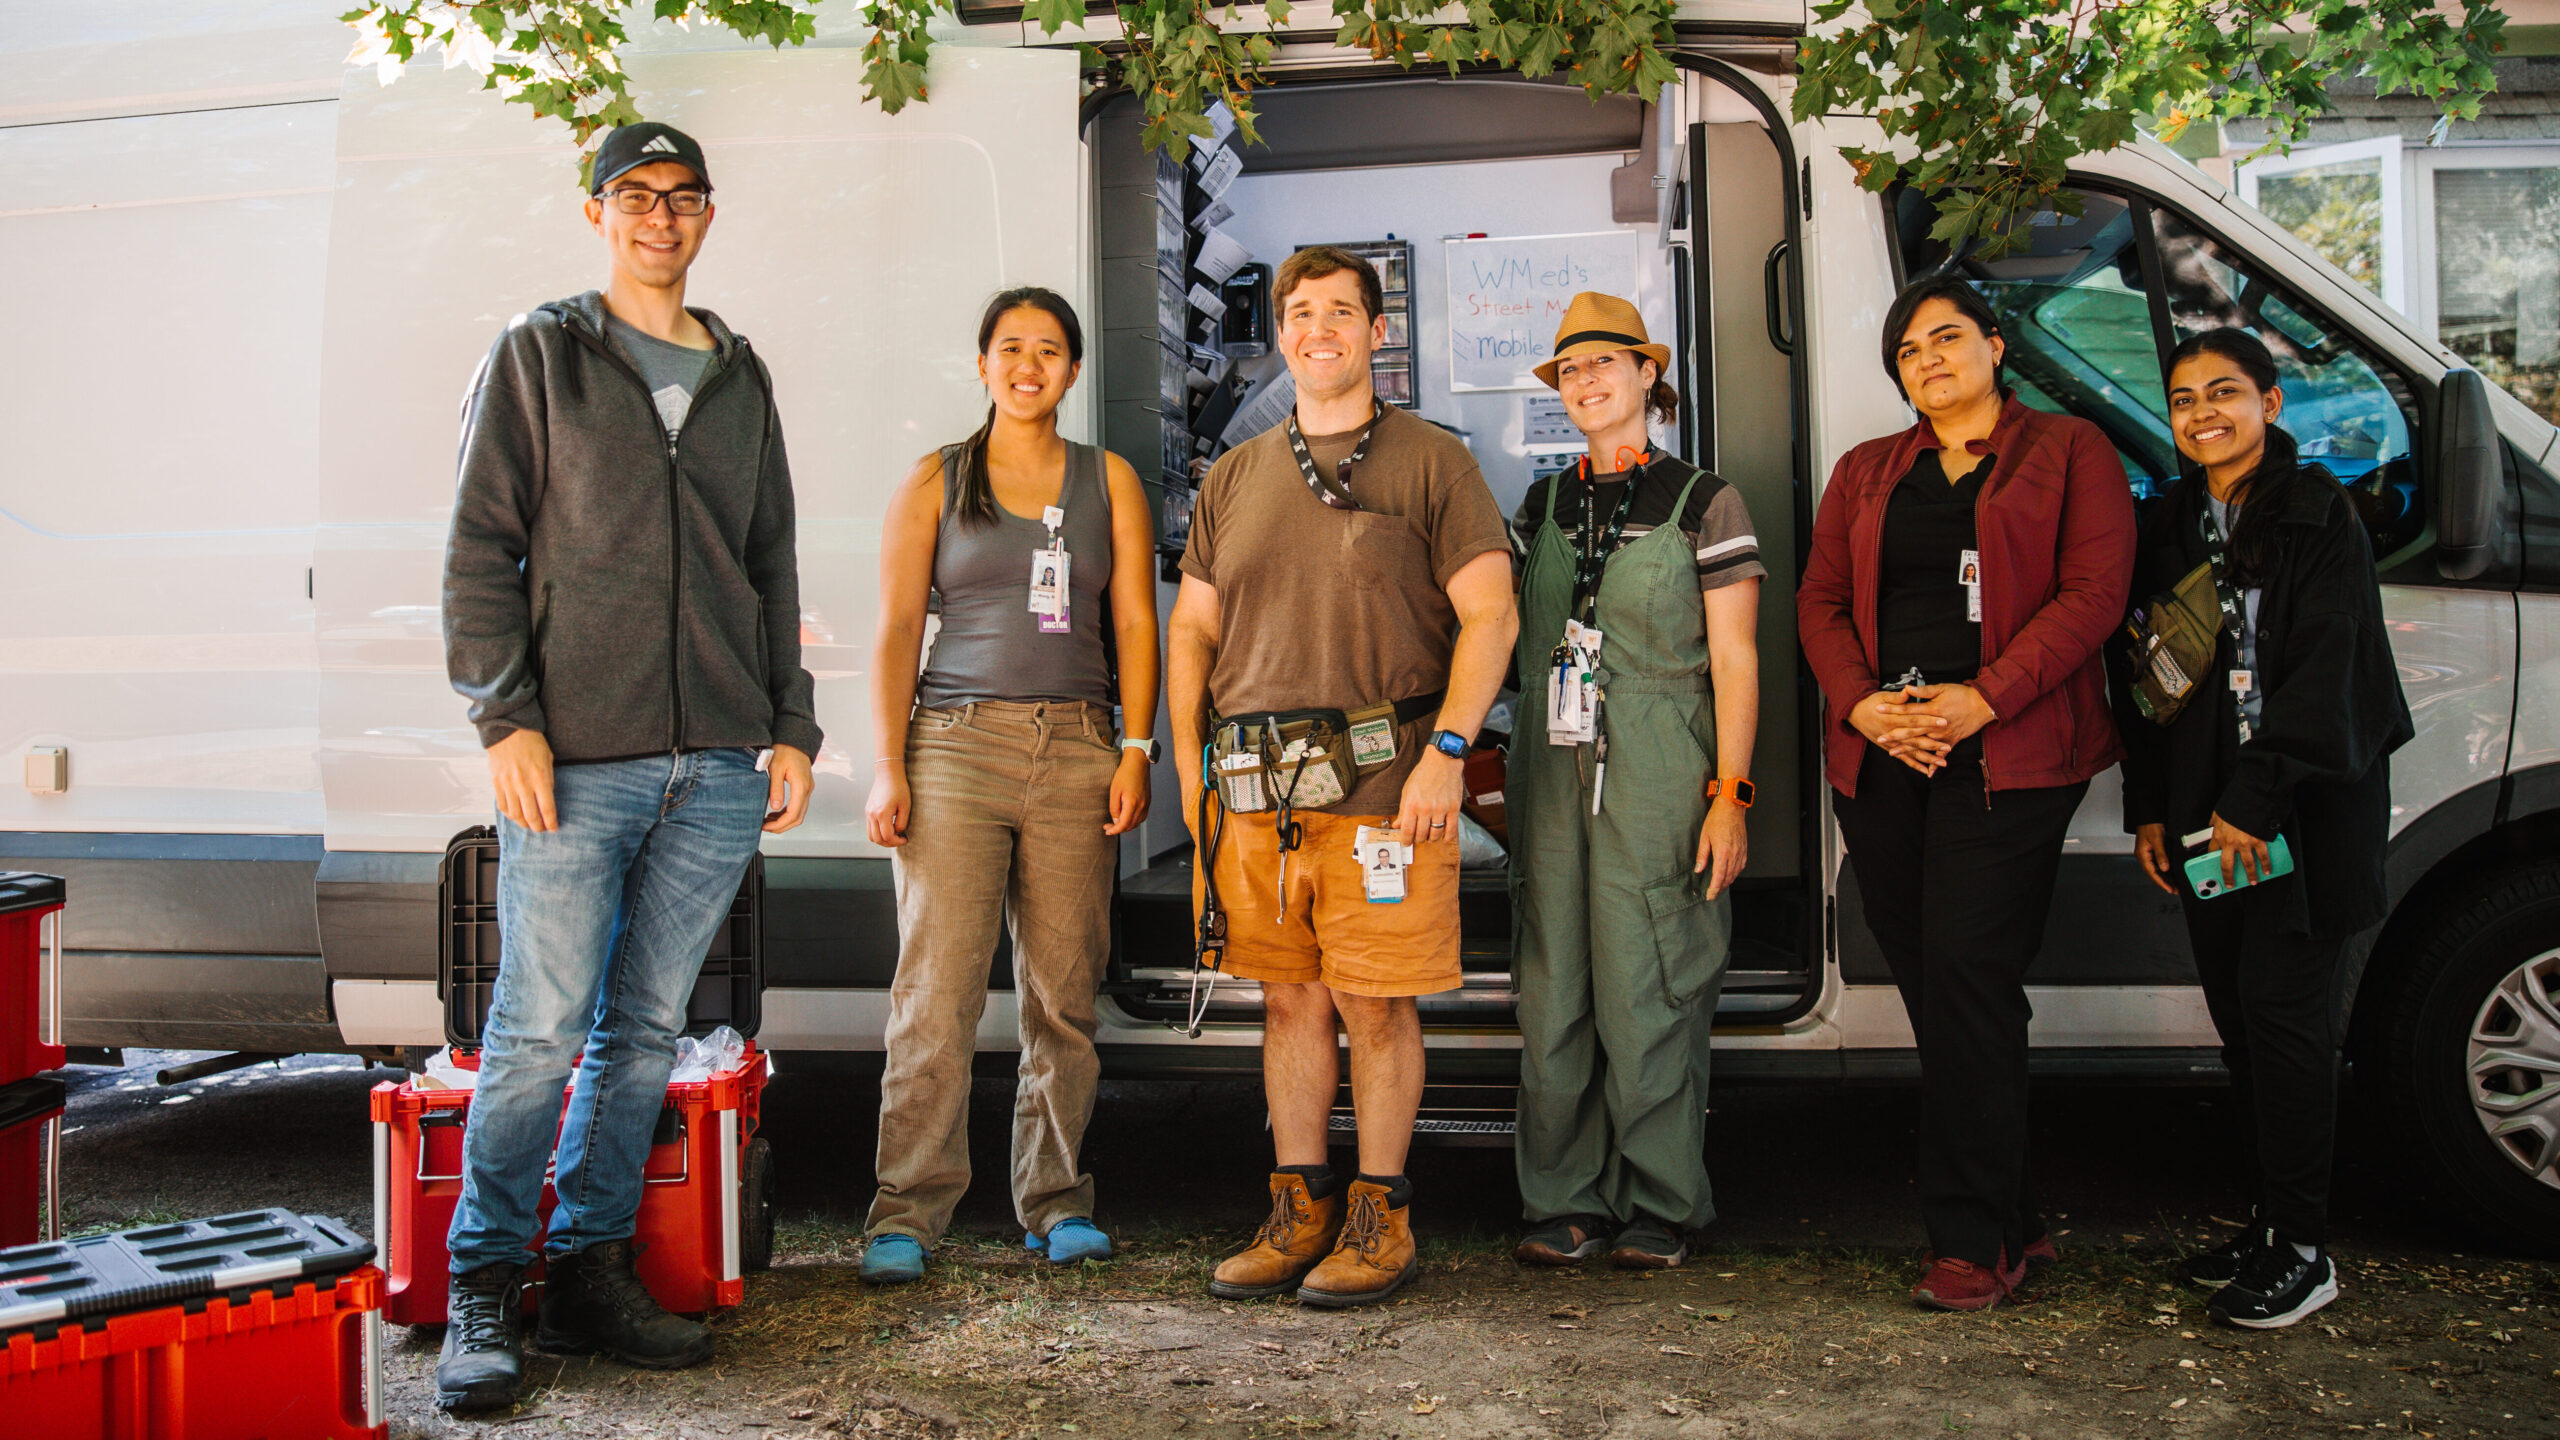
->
xmin=1457 ymin=812 xmax=1508 ymax=871
xmin=669 ymin=1025 xmax=747 ymax=1083
xmin=415 ymin=1045 xmax=477 ymax=1091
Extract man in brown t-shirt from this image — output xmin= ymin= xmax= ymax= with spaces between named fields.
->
xmin=1170 ymin=247 xmax=1516 ymax=1308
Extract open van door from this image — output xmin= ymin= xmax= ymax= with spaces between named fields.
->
xmin=312 ymin=46 xmax=1085 ymax=1045
xmin=1666 ymin=63 xmax=1820 ymax=1024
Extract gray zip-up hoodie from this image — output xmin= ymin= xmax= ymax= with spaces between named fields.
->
xmin=443 ymin=291 xmax=824 ymax=763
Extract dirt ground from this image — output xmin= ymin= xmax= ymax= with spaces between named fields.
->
xmin=49 ymin=1052 xmax=2560 ymax=1439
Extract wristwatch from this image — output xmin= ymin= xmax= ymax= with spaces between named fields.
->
xmin=1705 ymin=777 xmax=1756 ymax=808
xmin=1428 ymin=729 xmax=1471 ymax=760
xmin=1121 ymin=737 xmax=1161 ymax=763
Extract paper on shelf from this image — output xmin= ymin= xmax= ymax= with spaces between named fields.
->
xmin=1190 ymin=198 xmax=1236 ymax=233
xmin=1222 ymin=370 xmax=1296 ymax=447
xmin=1187 ymin=281 xmax=1228 ymax=319
xmin=1194 ymin=225 xmax=1253 ymax=285
xmin=1197 ymin=145 xmax=1244 ymax=200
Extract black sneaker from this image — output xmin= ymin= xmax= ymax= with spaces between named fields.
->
xmin=535 ymin=1239 xmax=715 ymax=1369
xmin=1515 ymin=1214 xmax=1610 ymax=1266
xmin=435 ymin=1262 xmax=528 ymax=1413
xmin=1605 ymin=1212 xmax=1689 ymax=1270
xmin=2208 ymin=1232 xmax=2340 ymax=1330
xmin=2181 ymin=1224 xmax=2265 ymax=1289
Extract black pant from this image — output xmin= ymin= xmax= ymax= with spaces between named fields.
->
xmin=1833 ymin=745 xmax=2086 ymax=1268
xmin=2180 ymin=876 xmax=2347 ymax=1248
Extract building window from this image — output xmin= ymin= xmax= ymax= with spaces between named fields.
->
xmin=2432 ymin=166 xmax=2560 ymax=424
xmin=2255 ymin=157 xmax=2386 ymax=300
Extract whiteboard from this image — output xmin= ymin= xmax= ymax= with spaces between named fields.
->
xmin=1444 ymin=230 xmax=1641 ymax=391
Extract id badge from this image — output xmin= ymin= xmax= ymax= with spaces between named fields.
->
xmin=1354 ymin=824 xmax=1413 ymax=904
xmin=1028 ymin=544 xmax=1071 ymax=632
xmin=1547 ymin=621 xmax=1601 ymax=745
xmin=1959 ymin=549 xmax=1982 ymax=623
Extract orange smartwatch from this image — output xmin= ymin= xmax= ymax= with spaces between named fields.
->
xmin=1704 ymin=778 xmax=1755 ymax=808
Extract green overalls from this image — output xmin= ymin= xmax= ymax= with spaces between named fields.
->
xmin=1510 ymin=459 xmax=1732 ymax=1229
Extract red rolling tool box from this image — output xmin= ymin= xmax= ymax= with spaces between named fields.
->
xmin=0 ymin=1208 xmax=385 ymax=1440
xmin=0 ymin=1076 xmax=65 ymax=1249
xmin=0 ymin=872 xmax=68 ymax=1085
xmin=372 ymin=826 xmax=776 ymax=1327
xmin=369 ymin=1049 xmax=773 ymax=1326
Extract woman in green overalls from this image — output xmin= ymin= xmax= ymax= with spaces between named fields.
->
xmin=1509 ymin=293 xmax=1764 ymax=1269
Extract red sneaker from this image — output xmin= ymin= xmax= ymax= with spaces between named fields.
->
xmin=1913 ymin=1255 xmax=2011 ymax=1311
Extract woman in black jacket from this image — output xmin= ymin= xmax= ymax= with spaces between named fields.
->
xmin=2117 ymin=328 xmax=2413 ymax=1331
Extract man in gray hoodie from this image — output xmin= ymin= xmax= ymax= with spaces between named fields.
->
xmin=434 ymin=121 xmax=822 ymax=1413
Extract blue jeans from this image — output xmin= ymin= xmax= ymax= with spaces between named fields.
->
xmin=448 ymin=747 xmax=767 ymax=1273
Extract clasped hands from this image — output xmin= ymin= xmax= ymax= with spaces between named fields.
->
xmin=1848 ymin=683 xmax=1997 ymax=776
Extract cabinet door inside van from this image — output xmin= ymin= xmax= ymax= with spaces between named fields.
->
xmin=312 ymin=47 xmax=1084 ymax=856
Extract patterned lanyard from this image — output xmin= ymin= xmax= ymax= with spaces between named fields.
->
xmin=1284 ymin=401 xmax=1380 ymax=512
xmin=1570 ymin=455 xmax=1644 ymax=626
xmin=2196 ymin=500 xmax=2257 ymax=747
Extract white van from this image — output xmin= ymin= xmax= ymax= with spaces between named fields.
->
xmin=7 ymin=4 xmax=2558 ymax=1250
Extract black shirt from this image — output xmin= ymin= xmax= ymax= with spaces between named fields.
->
xmin=1875 ymin=449 xmax=1990 ymax=685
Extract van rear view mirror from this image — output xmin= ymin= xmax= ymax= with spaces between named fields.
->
xmin=2434 ymin=368 xmax=2498 ymax=582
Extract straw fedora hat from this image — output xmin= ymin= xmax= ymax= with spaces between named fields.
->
xmin=1534 ymin=292 xmax=1672 ymax=390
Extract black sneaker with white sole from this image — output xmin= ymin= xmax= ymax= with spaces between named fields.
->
xmin=1515 ymin=1214 xmax=1611 ymax=1266
xmin=2181 ymin=1224 xmax=2264 ymax=1289
xmin=1605 ymin=1212 xmax=1689 ymax=1270
xmin=2207 ymin=1233 xmax=2339 ymax=1329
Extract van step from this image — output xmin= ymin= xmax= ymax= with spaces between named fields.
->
xmin=1325 ymin=1083 xmax=1519 ymax=1149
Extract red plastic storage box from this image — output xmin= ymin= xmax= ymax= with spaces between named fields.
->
xmin=0 ymin=873 xmax=67 ymax=1085
xmin=369 ymin=1049 xmax=774 ymax=1327
xmin=0 ymin=1208 xmax=385 ymax=1440
xmin=0 ymin=1076 xmax=65 ymax=1248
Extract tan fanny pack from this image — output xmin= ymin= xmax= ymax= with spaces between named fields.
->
xmin=2122 ymin=560 xmax=2222 ymax=725
xmin=1208 ymin=701 xmax=1409 ymax=815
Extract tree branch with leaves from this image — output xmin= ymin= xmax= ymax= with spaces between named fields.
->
xmin=1793 ymin=0 xmax=2509 ymax=254
xmin=342 ymin=1 xmax=1680 ymax=171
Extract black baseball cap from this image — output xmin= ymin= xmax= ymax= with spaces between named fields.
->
xmin=590 ymin=122 xmax=711 ymax=195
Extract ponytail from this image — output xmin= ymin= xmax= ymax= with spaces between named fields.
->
xmin=1646 ymin=378 xmax=1682 ymax=425
xmin=949 ymin=402 xmax=1001 ymax=529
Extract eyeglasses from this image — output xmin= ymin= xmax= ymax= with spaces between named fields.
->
xmin=604 ymin=186 xmax=710 ymax=217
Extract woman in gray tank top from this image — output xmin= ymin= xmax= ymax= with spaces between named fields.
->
xmin=859 ymin=288 xmax=1160 ymax=1284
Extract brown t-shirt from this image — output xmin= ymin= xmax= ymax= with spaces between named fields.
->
xmin=1181 ymin=404 xmax=1509 ymax=815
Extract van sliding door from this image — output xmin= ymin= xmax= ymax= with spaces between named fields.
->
xmin=1671 ymin=67 xmax=1817 ymax=1020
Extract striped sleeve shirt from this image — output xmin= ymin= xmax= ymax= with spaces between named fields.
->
xmin=1509 ymin=457 xmax=1766 ymax=589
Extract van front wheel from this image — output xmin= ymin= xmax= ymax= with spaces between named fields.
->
xmin=2380 ymin=860 xmax=2560 ymax=1256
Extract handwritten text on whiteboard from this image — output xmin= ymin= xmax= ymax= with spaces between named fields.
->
xmin=1445 ymin=230 xmax=1640 ymax=391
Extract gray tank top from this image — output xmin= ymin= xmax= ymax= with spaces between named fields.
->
xmin=914 ymin=440 xmax=1116 ymax=709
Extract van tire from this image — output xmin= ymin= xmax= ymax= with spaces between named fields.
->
xmin=2379 ymin=859 xmax=2560 ymax=1257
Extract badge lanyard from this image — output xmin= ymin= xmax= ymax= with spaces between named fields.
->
xmin=1284 ymin=401 xmax=1381 ymax=511
xmin=1548 ymin=455 xmax=1643 ymax=814
xmin=2196 ymin=501 xmax=2256 ymax=747
xmin=1027 ymin=500 xmax=1071 ymax=635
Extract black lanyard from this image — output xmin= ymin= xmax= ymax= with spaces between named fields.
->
xmin=1569 ymin=455 xmax=1644 ymax=626
xmin=1284 ymin=401 xmax=1381 ymax=512
xmin=2196 ymin=500 xmax=2257 ymax=746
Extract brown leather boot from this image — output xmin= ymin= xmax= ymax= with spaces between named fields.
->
xmin=1294 ymin=1181 xmax=1417 ymax=1308
xmin=1209 ymin=1172 xmax=1345 ymax=1300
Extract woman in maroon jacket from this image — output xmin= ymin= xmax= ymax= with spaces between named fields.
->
xmin=1797 ymin=274 xmax=2136 ymax=1311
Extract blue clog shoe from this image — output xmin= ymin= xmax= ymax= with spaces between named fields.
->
xmin=1025 ymin=1217 xmax=1113 ymax=1265
xmin=860 ymin=1233 xmax=928 ymax=1285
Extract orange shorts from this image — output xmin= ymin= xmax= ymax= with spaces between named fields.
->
xmin=1191 ymin=808 xmax=1461 ymax=998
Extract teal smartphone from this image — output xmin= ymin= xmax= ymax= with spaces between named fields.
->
xmin=2183 ymin=831 xmax=2295 ymax=899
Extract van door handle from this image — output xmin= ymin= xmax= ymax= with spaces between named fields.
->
xmin=1764 ymin=240 xmax=1794 ymax=356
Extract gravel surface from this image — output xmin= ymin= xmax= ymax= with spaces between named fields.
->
xmin=45 ymin=1050 xmax=2560 ymax=1438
